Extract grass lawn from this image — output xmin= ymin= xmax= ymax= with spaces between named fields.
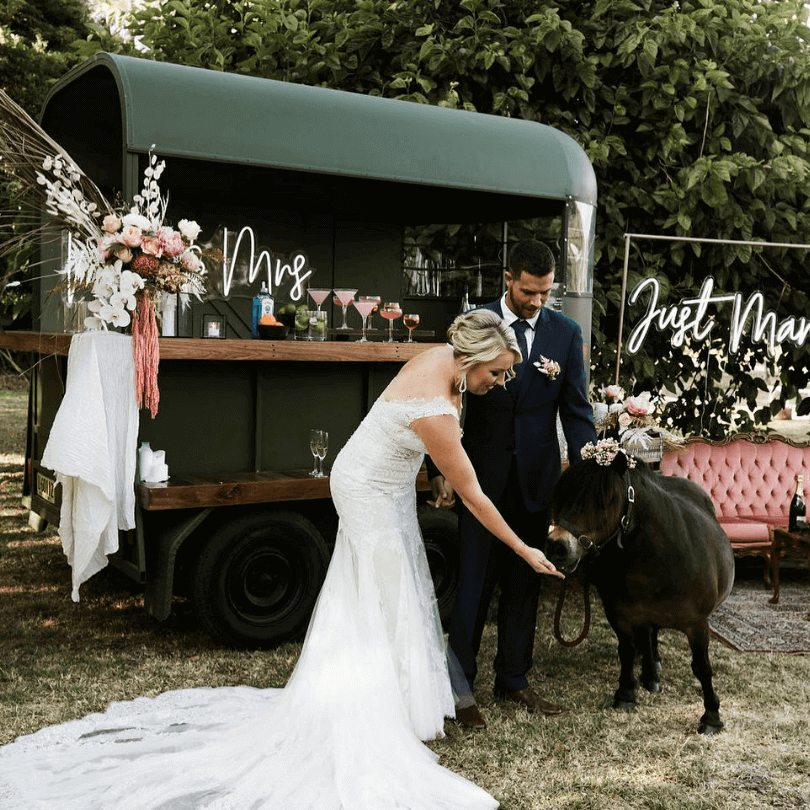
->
xmin=1 ymin=378 xmax=810 ymax=809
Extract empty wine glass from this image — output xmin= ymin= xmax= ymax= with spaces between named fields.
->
xmin=309 ymin=429 xmax=328 ymax=478
xmin=353 ymin=297 xmax=377 ymax=342
xmin=403 ymin=313 xmax=420 ymax=342
xmin=308 ymin=288 xmax=331 ymax=312
xmin=333 ymin=289 xmax=358 ymax=329
xmin=317 ymin=431 xmax=329 ymax=476
xmin=381 ymin=302 xmax=403 ymax=343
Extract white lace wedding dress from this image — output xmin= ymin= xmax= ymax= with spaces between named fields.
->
xmin=0 ymin=396 xmax=497 ymax=810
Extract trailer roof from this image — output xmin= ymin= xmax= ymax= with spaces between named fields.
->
xmin=41 ymin=53 xmax=596 ymax=220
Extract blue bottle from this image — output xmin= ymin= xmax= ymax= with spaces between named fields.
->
xmin=252 ymin=282 xmax=274 ymax=337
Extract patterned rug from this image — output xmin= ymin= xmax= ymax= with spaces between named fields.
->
xmin=710 ymin=572 xmax=810 ymax=654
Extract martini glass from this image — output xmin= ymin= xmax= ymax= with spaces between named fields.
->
xmin=403 ymin=313 xmax=420 ymax=342
xmin=333 ymin=288 xmax=358 ymax=329
xmin=381 ymin=302 xmax=403 ymax=343
xmin=308 ymin=288 xmax=331 ymax=312
xmin=353 ymin=297 xmax=377 ymax=342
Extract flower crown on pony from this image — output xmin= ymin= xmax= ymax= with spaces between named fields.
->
xmin=580 ymin=438 xmax=637 ymax=469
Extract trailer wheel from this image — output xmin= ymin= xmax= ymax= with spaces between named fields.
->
xmin=192 ymin=510 xmax=329 ymax=648
xmin=417 ymin=504 xmax=460 ymax=627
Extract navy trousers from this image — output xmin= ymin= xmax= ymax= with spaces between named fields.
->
xmin=448 ymin=461 xmax=550 ymax=693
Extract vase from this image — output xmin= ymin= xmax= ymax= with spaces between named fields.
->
xmin=622 ymin=434 xmax=664 ymax=464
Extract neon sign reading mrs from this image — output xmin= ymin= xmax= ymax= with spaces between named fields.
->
xmin=221 ymin=226 xmax=314 ymax=300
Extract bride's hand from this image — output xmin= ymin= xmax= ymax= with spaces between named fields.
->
xmin=521 ymin=546 xmax=564 ymax=578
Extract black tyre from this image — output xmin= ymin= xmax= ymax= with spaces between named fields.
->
xmin=417 ymin=504 xmax=461 ymax=627
xmin=192 ymin=510 xmax=329 ymax=648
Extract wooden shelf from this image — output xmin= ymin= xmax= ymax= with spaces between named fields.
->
xmin=0 ymin=331 xmax=442 ymax=362
xmin=139 ymin=469 xmax=432 ymax=510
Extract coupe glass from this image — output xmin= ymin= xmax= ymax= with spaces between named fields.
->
xmin=333 ymin=288 xmax=358 ymax=329
xmin=307 ymin=288 xmax=331 ymax=312
xmin=353 ymin=297 xmax=377 ymax=342
xmin=403 ymin=313 xmax=420 ymax=342
xmin=309 ymin=429 xmax=328 ymax=478
xmin=381 ymin=302 xmax=403 ymax=343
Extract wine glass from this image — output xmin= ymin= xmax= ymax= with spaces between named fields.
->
xmin=333 ymin=288 xmax=358 ymax=329
xmin=403 ymin=313 xmax=420 ymax=343
xmin=316 ymin=431 xmax=329 ymax=476
xmin=353 ymin=297 xmax=377 ymax=342
xmin=381 ymin=302 xmax=403 ymax=343
xmin=309 ymin=429 xmax=328 ymax=478
xmin=307 ymin=288 xmax=331 ymax=312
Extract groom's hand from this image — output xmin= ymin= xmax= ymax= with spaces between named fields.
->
xmin=428 ymin=475 xmax=456 ymax=509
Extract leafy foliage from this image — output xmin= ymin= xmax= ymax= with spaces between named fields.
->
xmin=70 ymin=0 xmax=810 ymax=435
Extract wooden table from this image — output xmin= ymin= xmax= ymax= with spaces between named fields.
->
xmin=769 ymin=526 xmax=810 ymax=609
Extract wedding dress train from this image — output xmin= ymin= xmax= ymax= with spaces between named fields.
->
xmin=0 ymin=397 xmax=498 ymax=810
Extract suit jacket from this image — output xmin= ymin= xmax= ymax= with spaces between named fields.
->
xmin=429 ymin=301 xmax=596 ymax=513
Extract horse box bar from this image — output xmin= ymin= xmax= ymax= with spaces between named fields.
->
xmin=6 ymin=54 xmax=597 ymax=648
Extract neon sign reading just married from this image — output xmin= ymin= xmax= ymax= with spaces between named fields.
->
xmin=221 ymin=226 xmax=314 ymax=300
xmin=626 ymin=276 xmax=810 ymax=356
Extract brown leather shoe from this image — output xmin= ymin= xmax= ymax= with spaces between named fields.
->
xmin=455 ymin=704 xmax=487 ymax=729
xmin=493 ymin=686 xmax=563 ymax=716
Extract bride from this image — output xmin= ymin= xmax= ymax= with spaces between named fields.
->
xmin=0 ymin=309 xmax=562 ymax=810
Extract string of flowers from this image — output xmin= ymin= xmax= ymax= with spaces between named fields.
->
xmin=1 ymin=89 xmax=207 ymax=417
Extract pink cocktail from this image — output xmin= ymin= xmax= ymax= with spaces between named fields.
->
xmin=353 ymin=298 xmax=377 ymax=342
xmin=308 ymin=288 xmax=331 ymax=311
xmin=333 ymin=288 xmax=358 ymax=329
xmin=381 ymin=302 xmax=402 ymax=343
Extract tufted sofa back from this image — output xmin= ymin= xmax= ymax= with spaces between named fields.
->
xmin=661 ymin=434 xmax=810 ymax=522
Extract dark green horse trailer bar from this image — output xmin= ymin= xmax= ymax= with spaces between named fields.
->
xmin=2 ymin=54 xmax=597 ymax=647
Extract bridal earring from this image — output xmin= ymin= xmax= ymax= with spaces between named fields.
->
xmin=457 ymin=373 xmax=467 ymax=394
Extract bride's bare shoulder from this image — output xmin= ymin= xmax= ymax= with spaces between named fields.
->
xmin=384 ymin=345 xmax=454 ymax=401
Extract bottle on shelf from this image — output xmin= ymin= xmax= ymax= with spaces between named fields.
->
xmin=251 ymin=282 xmax=274 ymax=337
xmin=789 ymin=474 xmax=806 ymax=531
xmin=460 ymin=284 xmax=473 ymax=314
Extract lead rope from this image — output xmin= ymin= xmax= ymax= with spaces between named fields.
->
xmin=553 ymin=575 xmax=591 ymax=647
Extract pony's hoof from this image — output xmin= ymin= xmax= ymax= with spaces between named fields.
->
xmin=613 ymin=699 xmax=635 ymax=713
xmin=642 ymin=681 xmax=662 ymax=694
xmin=698 ymin=721 xmax=724 ymax=736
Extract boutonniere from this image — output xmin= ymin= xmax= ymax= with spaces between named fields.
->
xmin=534 ymin=355 xmax=561 ymax=382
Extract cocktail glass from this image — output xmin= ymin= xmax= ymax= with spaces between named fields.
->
xmin=381 ymin=302 xmax=403 ymax=343
xmin=353 ymin=297 xmax=377 ymax=342
xmin=403 ymin=313 xmax=420 ymax=343
xmin=333 ymin=289 xmax=358 ymax=329
xmin=308 ymin=288 xmax=331 ymax=312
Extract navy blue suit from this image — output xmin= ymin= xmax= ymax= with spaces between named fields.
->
xmin=448 ymin=300 xmax=596 ymax=692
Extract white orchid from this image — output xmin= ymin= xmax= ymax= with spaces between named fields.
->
xmin=119 ymin=269 xmax=145 ymax=297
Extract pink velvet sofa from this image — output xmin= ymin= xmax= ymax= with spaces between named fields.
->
xmin=660 ymin=433 xmax=810 ymax=573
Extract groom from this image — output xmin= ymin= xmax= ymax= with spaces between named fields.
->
xmin=430 ymin=239 xmax=595 ymax=727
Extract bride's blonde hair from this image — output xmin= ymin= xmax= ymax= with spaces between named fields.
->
xmin=447 ymin=309 xmax=521 ymax=391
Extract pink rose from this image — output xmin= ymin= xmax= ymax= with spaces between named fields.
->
xmin=141 ymin=236 xmax=162 ymax=257
xmin=114 ymin=246 xmax=133 ymax=263
xmin=625 ymin=395 xmax=653 ymax=416
xmin=158 ymin=228 xmax=185 ymax=258
xmin=604 ymin=384 xmax=625 ymax=402
xmin=102 ymin=214 xmax=122 ymax=233
xmin=180 ymin=250 xmax=201 ymax=272
xmin=618 ymin=412 xmax=633 ymax=428
xmin=121 ymin=224 xmax=143 ymax=248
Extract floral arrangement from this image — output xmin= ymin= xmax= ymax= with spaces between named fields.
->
xmin=581 ymin=438 xmax=637 ymax=468
xmin=592 ymin=384 xmax=684 ymax=459
xmin=534 ymin=355 xmax=561 ymax=381
xmin=1 ymin=89 xmax=207 ymax=417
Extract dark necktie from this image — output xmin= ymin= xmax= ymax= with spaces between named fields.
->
xmin=511 ymin=319 xmax=530 ymax=382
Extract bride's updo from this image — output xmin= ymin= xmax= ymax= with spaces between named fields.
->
xmin=447 ymin=309 xmax=521 ymax=387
